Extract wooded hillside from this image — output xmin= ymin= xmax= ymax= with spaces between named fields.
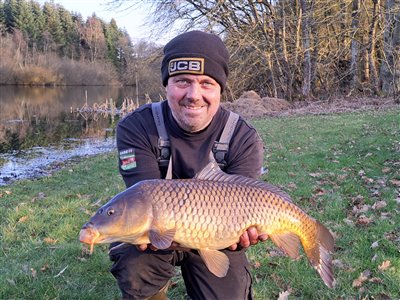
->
xmin=0 ymin=0 xmax=161 ymax=89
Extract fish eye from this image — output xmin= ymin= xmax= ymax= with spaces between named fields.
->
xmin=107 ymin=208 xmax=115 ymax=216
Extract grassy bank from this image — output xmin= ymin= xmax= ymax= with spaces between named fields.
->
xmin=1 ymin=109 xmax=399 ymax=299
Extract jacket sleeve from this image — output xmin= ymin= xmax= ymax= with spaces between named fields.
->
xmin=116 ymin=111 xmax=162 ymax=188
xmin=225 ymin=119 xmax=264 ymax=179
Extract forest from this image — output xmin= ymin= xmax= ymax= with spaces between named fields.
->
xmin=0 ymin=0 xmax=162 ymax=94
xmin=1 ymin=0 xmax=400 ymax=101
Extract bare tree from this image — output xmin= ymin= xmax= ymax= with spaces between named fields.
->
xmin=380 ymin=0 xmax=400 ymax=102
xmin=108 ymin=0 xmax=399 ymax=101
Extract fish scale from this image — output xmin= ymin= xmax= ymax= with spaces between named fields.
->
xmin=79 ymin=161 xmax=335 ymax=288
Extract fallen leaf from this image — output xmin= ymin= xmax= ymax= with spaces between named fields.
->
xmin=30 ymin=268 xmax=37 ymax=278
xmin=314 ymin=188 xmax=325 ymax=196
xmin=343 ymin=218 xmax=354 ymax=226
xmin=382 ymin=167 xmax=391 ymax=174
xmin=378 ymin=260 xmax=391 ymax=271
xmin=332 ymin=259 xmax=346 ymax=269
xmin=352 ymin=270 xmax=371 ymax=287
xmin=352 ymin=204 xmax=370 ymax=215
xmin=372 ymin=201 xmax=387 ymax=210
xmin=18 ymin=216 xmax=29 ymax=223
xmin=356 ymin=215 xmax=372 ymax=226
xmin=252 ymin=261 xmax=261 ymax=269
xmin=384 ymin=231 xmax=398 ymax=241
xmin=309 ymin=172 xmax=321 ymax=178
xmin=369 ymin=277 xmax=383 ymax=284
xmin=40 ymin=264 xmax=49 ymax=272
xmin=43 ymin=237 xmax=57 ymax=245
xmin=37 ymin=192 xmax=46 ymax=199
xmin=278 ymin=290 xmax=291 ymax=300
xmin=371 ymin=241 xmax=379 ymax=249
xmin=389 ymin=179 xmax=400 ymax=186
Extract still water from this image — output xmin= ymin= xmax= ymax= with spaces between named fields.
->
xmin=0 ymin=85 xmax=146 ymax=185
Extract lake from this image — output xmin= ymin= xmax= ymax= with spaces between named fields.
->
xmin=0 ymin=85 xmax=149 ymax=185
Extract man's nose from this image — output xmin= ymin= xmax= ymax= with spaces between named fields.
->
xmin=186 ymin=82 xmax=202 ymax=100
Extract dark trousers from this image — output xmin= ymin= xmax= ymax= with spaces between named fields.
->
xmin=109 ymin=243 xmax=253 ymax=300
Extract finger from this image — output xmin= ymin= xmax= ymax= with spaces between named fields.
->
xmin=228 ymin=244 xmax=238 ymax=251
xmin=239 ymin=231 xmax=251 ymax=248
xmin=137 ymin=244 xmax=148 ymax=251
xmin=149 ymin=245 xmax=158 ymax=251
xmin=258 ymin=234 xmax=269 ymax=242
xmin=247 ymin=227 xmax=259 ymax=245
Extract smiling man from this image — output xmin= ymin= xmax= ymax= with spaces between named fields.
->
xmin=110 ymin=31 xmax=266 ymax=300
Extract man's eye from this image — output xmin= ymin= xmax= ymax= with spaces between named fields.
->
xmin=202 ymin=81 xmax=215 ymax=88
xmin=175 ymin=80 xmax=190 ymax=87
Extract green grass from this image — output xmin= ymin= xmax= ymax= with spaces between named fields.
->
xmin=1 ymin=109 xmax=399 ymax=299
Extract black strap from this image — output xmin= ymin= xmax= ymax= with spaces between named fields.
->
xmin=151 ymin=102 xmax=170 ymax=168
xmin=212 ymin=111 xmax=239 ymax=167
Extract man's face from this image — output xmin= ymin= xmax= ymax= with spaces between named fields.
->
xmin=166 ymin=74 xmax=221 ymax=133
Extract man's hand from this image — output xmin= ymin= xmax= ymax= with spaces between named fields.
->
xmin=228 ymin=227 xmax=269 ymax=251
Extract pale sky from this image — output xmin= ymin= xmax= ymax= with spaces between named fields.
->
xmin=36 ymin=0 xmax=161 ymax=43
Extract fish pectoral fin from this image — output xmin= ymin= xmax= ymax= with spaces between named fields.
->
xmin=149 ymin=228 xmax=176 ymax=249
xmin=198 ymin=249 xmax=230 ymax=278
xmin=269 ymin=232 xmax=300 ymax=259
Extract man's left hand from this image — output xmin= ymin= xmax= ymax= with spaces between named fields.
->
xmin=228 ymin=227 xmax=268 ymax=251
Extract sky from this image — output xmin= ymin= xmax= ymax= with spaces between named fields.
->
xmin=36 ymin=0 xmax=161 ymax=43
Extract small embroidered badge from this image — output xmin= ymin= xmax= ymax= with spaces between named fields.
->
xmin=119 ymin=148 xmax=136 ymax=170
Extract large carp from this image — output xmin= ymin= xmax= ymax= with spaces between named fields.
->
xmin=79 ymin=161 xmax=335 ymax=288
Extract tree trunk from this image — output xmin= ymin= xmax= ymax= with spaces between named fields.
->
xmin=350 ymin=0 xmax=360 ymax=91
xmin=367 ymin=0 xmax=380 ymax=94
xmin=380 ymin=0 xmax=400 ymax=102
xmin=299 ymin=0 xmax=312 ymax=100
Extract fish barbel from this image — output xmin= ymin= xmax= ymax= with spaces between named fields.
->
xmin=79 ymin=161 xmax=335 ymax=288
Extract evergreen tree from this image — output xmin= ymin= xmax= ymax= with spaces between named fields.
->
xmin=30 ymin=0 xmax=46 ymax=46
xmin=43 ymin=1 xmax=65 ymax=52
xmin=0 ymin=1 xmax=6 ymax=32
xmin=104 ymin=18 xmax=123 ymax=69
xmin=14 ymin=0 xmax=35 ymax=45
xmin=3 ymin=0 xmax=19 ymax=32
xmin=58 ymin=5 xmax=79 ymax=58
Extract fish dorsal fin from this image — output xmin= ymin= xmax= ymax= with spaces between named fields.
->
xmin=269 ymin=232 xmax=300 ymax=259
xmin=198 ymin=248 xmax=230 ymax=278
xmin=148 ymin=228 xmax=176 ymax=250
xmin=194 ymin=161 xmax=293 ymax=203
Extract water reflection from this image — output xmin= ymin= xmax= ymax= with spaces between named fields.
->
xmin=0 ymin=85 xmax=145 ymax=185
xmin=0 ymin=85 xmax=141 ymax=152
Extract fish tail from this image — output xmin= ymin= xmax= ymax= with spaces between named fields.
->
xmin=303 ymin=220 xmax=335 ymax=288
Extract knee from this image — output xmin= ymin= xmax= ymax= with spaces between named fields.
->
xmin=109 ymin=244 xmax=175 ymax=298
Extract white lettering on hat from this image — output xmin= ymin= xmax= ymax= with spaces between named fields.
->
xmin=169 ymin=57 xmax=204 ymax=76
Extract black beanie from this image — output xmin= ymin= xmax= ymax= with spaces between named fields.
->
xmin=161 ymin=31 xmax=229 ymax=91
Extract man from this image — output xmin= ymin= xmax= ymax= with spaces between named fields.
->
xmin=110 ymin=30 xmax=266 ymax=300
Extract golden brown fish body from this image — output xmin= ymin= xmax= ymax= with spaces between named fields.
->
xmin=79 ymin=162 xmax=335 ymax=288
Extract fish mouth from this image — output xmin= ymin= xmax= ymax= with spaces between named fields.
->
xmin=79 ymin=225 xmax=100 ymax=254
